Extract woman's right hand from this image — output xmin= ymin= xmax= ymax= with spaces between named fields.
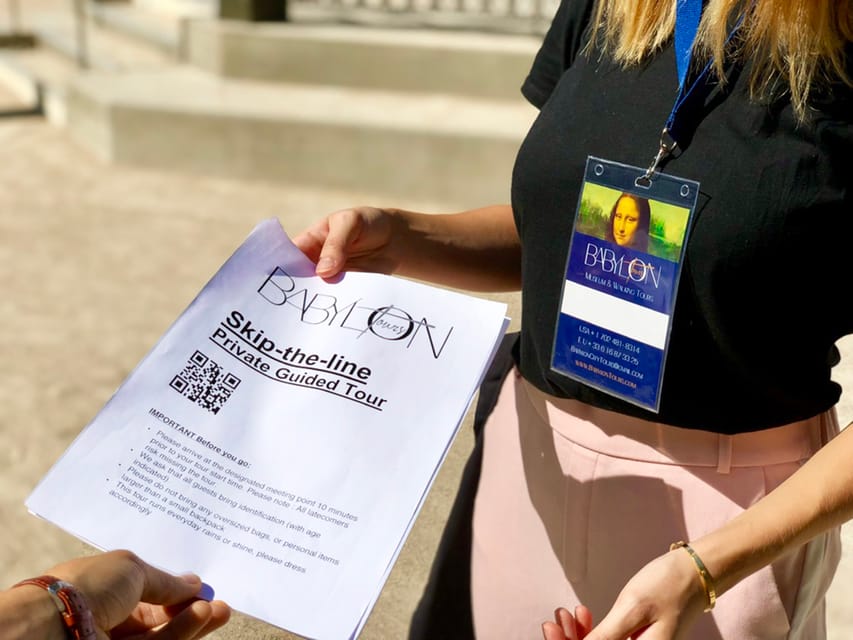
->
xmin=293 ymin=206 xmax=403 ymax=279
xmin=292 ymin=203 xmax=521 ymax=291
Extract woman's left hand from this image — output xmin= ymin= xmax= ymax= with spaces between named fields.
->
xmin=542 ymin=605 xmax=593 ymax=640
xmin=546 ymin=549 xmax=708 ymax=640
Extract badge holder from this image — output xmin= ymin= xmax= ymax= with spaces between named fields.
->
xmin=550 ymin=157 xmax=698 ymax=412
xmin=547 ymin=0 xmax=748 ymax=412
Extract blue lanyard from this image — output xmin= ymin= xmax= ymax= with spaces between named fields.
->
xmin=638 ymin=0 xmax=745 ymax=185
xmin=674 ymin=0 xmax=703 ymax=89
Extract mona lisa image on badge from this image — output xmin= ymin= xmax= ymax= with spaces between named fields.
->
xmin=576 ymin=182 xmax=690 ymax=261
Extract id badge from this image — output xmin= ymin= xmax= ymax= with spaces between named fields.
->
xmin=550 ymin=157 xmax=699 ymax=412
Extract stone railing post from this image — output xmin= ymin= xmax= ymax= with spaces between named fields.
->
xmin=219 ymin=0 xmax=287 ymax=21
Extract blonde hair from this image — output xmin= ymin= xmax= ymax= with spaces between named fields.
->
xmin=588 ymin=0 xmax=853 ymax=118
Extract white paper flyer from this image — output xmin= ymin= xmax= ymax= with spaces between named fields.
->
xmin=26 ymin=219 xmax=508 ymax=640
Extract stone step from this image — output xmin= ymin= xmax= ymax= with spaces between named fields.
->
xmin=0 ymin=47 xmax=76 ymax=124
xmin=86 ymin=1 xmax=541 ymax=99
xmin=66 ymin=66 xmax=536 ymax=204
xmin=88 ymin=0 xmax=185 ymax=56
xmin=25 ymin=4 xmax=177 ymax=71
xmin=1 ymin=1 xmax=538 ymax=204
xmin=183 ymin=19 xmax=540 ymax=99
xmin=0 ymin=65 xmax=34 ymax=113
xmin=0 ymin=2 xmax=177 ymax=125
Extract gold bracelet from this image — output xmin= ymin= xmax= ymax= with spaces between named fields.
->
xmin=670 ymin=541 xmax=716 ymax=612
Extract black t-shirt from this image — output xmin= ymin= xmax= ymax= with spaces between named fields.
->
xmin=512 ymin=0 xmax=853 ymax=433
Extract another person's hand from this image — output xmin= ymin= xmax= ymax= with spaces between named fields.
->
xmin=45 ymin=549 xmax=230 ymax=639
xmin=293 ymin=206 xmax=402 ymax=279
xmin=542 ymin=605 xmax=593 ymax=640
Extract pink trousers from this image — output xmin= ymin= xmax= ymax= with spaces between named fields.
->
xmin=470 ymin=371 xmax=841 ymax=639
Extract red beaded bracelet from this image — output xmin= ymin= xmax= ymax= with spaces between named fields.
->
xmin=13 ymin=575 xmax=98 ymax=640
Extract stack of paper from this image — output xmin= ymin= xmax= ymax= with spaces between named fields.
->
xmin=27 ymin=219 xmax=508 ymax=640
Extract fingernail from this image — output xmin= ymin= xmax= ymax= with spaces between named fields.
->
xmin=198 ymin=582 xmax=215 ymax=601
xmin=181 ymin=574 xmax=201 ymax=586
xmin=189 ymin=600 xmax=212 ymax=616
xmin=316 ymin=257 xmax=335 ymax=273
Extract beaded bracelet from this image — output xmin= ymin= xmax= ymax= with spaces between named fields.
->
xmin=670 ymin=541 xmax=717 ymax=612
xmin=13 ymin=575 xmax=98 ymax=640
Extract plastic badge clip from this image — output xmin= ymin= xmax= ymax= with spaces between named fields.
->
xmin=636 ymin=128 xmax=678 ymax=188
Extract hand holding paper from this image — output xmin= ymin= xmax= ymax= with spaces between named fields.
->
xmin=27 ymin=219 xmax=508 ymax=640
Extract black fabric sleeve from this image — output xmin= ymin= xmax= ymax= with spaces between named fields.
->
xmin=521 ymin=0 xmax=596 ymax=108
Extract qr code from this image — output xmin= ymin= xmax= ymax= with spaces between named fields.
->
xmin=170 ymin=351 xmax=241 ymax=414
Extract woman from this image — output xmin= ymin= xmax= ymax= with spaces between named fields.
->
xmin=294 ymin=0 xmax=853 ymax=638
xmin=604 ymin=193 xmax=650 ymax=252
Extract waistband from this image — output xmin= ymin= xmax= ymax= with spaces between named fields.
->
xmin=518 ymin=375 xmax=837 ymax=472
